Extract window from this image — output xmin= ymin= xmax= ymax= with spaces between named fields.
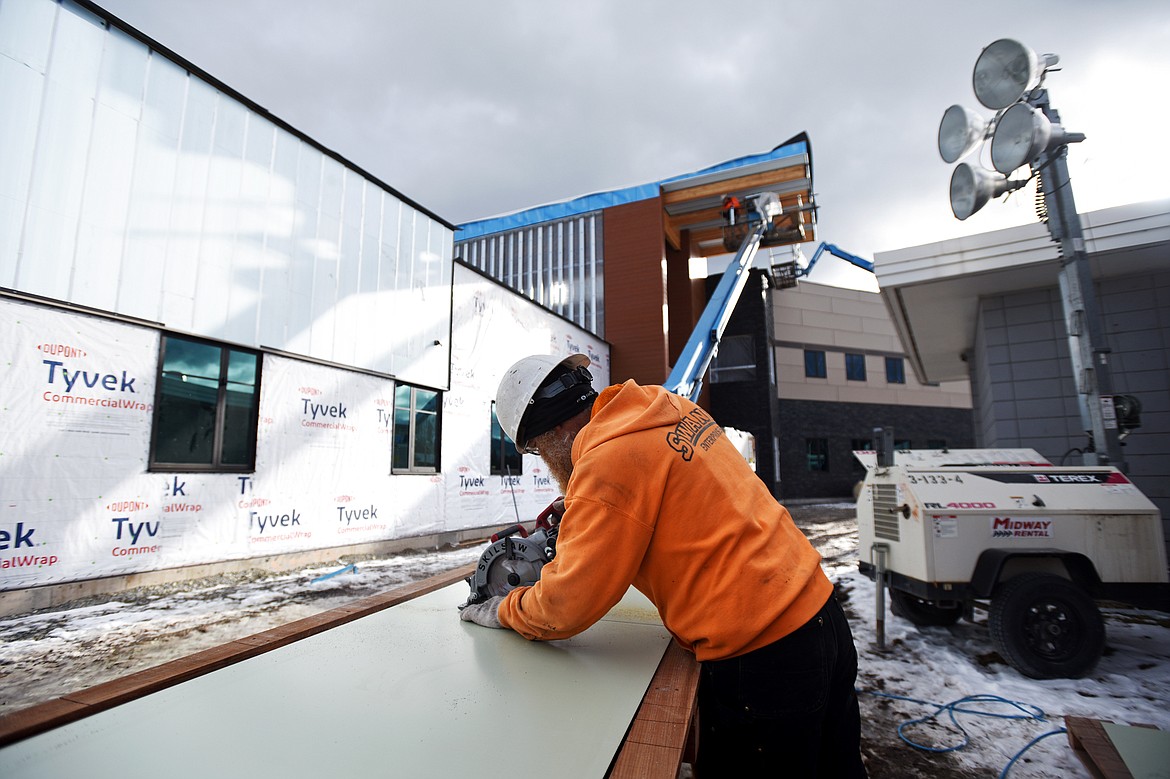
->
xmin=895 ymin=439 xmax=912 ymax=452
xmin=711 ymin=335 xmax=756 ymax=383
xmin=845 ymin=353 xmax=867 ymax=381
xmin=806 ymin=438 xmax=829 ymax=471
xmin=804 ymin=350 xmax=827 ymax=378
xmin=490 ymin=402 xmax=522 ymax=476
xmin=927 ymin=439 xmax=948 ymax=450
xmin=393 ymin=384 xmax=441 ymax=473
xmin=150 ymin=335 xmax=260 ymax=472
xmin=885 ymin=356 xmax=906 ymax=384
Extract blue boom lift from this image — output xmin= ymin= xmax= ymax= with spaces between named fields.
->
xmin=664 ymin=192 xmax=874 ymax=401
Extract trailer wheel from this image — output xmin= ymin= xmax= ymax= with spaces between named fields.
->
xmin=888 ymin=587 xmax=962 ymax=627
xmin=988 ymin=573 xmax=1104 ymax=679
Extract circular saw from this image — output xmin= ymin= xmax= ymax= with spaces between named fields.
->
xmin=462 ymin=500 xmax=562 ymax=607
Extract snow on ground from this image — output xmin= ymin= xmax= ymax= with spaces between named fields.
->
xmin=804 ymin=504 xmax=1170 ymax=779
xmin=1 ymin=504 xmax=1167 ymax=778
xmin=842 ymin=569 xmax=1170 ymax=777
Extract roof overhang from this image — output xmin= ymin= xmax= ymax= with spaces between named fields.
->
xmin=456 ymin=134 xmax=816 ymax=254
xmin=660 ymin=145 xmax=816 ymax=257
xmin=875 ymin=199 xmax=1170 ymax=384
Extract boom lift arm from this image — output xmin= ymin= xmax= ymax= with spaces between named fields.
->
xmin=797 ymin=242 xmax=874 ymax=276
xmin=663 ymin=194 xmax=782 ymax=401
xmin=663 ymin=194 xmax=876 ymax=402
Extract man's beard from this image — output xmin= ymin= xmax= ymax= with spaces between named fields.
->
xmin=536 ymin=430 xmax=575 ymax=494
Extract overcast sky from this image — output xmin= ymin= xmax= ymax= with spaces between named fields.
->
xmin=95 ymin=0 xmax=1170 ymax=290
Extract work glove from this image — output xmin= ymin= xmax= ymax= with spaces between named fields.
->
xmin=459 ymin=595 xmax=504 ymax=629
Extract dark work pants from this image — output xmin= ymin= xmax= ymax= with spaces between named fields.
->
xmin=695 ymin=595 xmax=867 ymax=778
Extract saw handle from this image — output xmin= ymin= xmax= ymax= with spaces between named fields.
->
xmin=490 ymin=524 xmax=528 ymax=543
xmin=534 ymin=497 xmax=566 ymax=530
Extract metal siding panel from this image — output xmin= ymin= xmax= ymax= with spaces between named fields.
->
xmin=18 ymin=8 xmax=103 ymax=300
xmin=332 ymin=169 xmax=363 ymax=366
xmin=226 ymin=112 xmax=275 ymax=345
xmin=256 ymin=126 xmax=300 ymax=348
xmin=119 ymin=55 xmax=191 ymax=323
xmin=191 ymin=93 xmax=245 ymax=334
xmin=0 ymin=57 xmax=43 ymax=288
xmin=309 ymin=158 xmax=343 ymax=359
xmin=0 ymin=0 xmax=56 ymax=72
xmin=73 ymin=78 xmax=141 ymax=311
xmin=2 ymin=0 xmax=454 ymax=386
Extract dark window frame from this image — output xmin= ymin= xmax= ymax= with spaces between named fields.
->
xmin=392 ymin=383 xmax=442 ymax=474
xmin=845 ymin=353 xmax=867 ymax=381
xmin=149 ymin=334 xmax=261 ymax=473
xmin=806 ymin=438 xmax=829 ymax=471
xmin=885 ymin=356 xmax=906 ymax=384
xmin=804 ymin=349 xmax=827 ymax=379
xmin=490 ymin=401 xmax=522 ymax=476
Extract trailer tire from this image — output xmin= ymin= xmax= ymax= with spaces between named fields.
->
xmin=889 ymin=587 xmax=962 ymax=627
xmin=989 ymin=573 xmax=1104 ymax=679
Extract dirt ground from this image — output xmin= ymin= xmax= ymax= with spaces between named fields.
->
xmin=0 ymin=504 xmax=984 ymax=777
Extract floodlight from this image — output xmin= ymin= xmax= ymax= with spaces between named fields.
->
xmin=949 ymin=162 xmax=1023 ymax=220
xmin=972 ymin=39 xmax=1059 ymax=110
xmin=938 ymin=104 xmax=988 ymax=163
xmin=1112 ymin=394 xmax=1142 ymax=438
xmin=990 ymin=102 xmax=1086 ymax=174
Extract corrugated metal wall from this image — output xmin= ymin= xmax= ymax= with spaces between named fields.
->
xmin=456 ymin=212 xmax=603 ymax=336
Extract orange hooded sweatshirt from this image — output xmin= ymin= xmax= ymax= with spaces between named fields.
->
xmin=498 ymin=380 xmax=832 ymax=661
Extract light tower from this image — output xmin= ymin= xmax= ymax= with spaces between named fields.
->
xmin=936 ymin=39 xmax=1127 ymax=469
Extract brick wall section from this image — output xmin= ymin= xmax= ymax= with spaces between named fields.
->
xmin=603 ymin=199 xmax=670 ymax=384
xmin=778 ymin=399 xmax=976 ymax=499
xmin=665 ymin=232 xmax=696 ymax=369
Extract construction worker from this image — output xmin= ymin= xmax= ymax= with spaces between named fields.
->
xmin=459 ymin=353 xmax=867 ymax=777
xmin=720 ymin=194 xmax=741 ymax=225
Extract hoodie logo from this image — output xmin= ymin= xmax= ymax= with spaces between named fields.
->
xmin=666 ymin=408 xmax=723 ymax=461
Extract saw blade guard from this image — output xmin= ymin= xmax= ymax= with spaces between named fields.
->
xmin=464 ymin=503 xmax=562 ymax=606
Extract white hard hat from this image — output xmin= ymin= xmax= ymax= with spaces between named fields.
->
xmin=496 ymin=353 xmax=591 ymax=450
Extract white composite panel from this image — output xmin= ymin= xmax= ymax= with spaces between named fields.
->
xmin=0 ymin=585 xmax=671 ymax=779
xmin=0 ymin=0 xmax=453 ymax=386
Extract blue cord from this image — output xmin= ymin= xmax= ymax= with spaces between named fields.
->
xmin=863 ymin=690 xmax=1065 ymax=776
xmin=998 ymin=728 xmax=1068 ymax=779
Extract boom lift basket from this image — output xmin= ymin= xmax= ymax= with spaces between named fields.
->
xmin=721 ymin=219 xmax=806 ymax=252
xmin=770 ymin=261 xmax=799 ymax=289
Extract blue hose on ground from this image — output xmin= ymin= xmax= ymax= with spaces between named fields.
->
xmin=310 ymin=563 xmax=357 ymax=584
xmin=997 ymin=728 xmax=1068 ymax=779
xmin=863 ymin=690 xmax=1068 ymax=777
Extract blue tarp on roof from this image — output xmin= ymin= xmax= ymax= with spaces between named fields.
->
xmin=456 ymin=136 xmax=810 ymax=241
